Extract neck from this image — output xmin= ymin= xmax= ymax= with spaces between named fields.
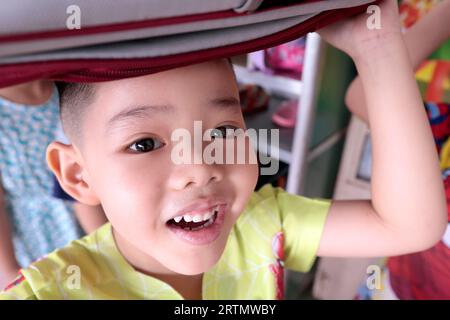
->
xmin=0 ymin=80 xmax=54 ymax=105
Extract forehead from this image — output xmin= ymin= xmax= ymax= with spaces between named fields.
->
xmin=96 ymin=59 xmax=236 ymax=105
xmin=88 ymin=59 xmax=240 ymax=126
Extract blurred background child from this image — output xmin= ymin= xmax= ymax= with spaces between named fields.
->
xmin=0 ymin=80 xmax=107 ymax=289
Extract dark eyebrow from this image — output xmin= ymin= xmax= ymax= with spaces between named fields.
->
xmin=107 ymin=104 xmax=174 ymax=130
xmin=107 ymin=96 xmax=240 ymax=131
xmin=209 ymin=96 xmax=241 ymax=113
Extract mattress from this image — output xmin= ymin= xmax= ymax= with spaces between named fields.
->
xmin=0 ymin=0 xmax=377 ymax=87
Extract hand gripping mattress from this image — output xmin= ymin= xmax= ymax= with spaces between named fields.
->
xmin=0 ymin=0 xmax=377 ymax=87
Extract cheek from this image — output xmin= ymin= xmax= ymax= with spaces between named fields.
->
xmin=87 ymin=152 xmax=171 ymax=231
xmin=226 ymin=162 xmax=259 ymax=218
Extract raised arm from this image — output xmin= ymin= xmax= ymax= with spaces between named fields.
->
xmin=345 ymin=0 xmax=450 ymax=124
xmin=316 ymin=0 xmax=447 ymax=257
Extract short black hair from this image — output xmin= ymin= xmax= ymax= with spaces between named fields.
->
xmin=55 ymin=58 xmax=235 ymax=144
xmin=56 ymin=81 xmax=96 ymax=144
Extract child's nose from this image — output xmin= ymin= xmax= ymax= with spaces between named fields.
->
xmin=169 ymin=162 xmax=223 ymax=191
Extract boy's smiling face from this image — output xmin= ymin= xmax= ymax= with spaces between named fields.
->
xmin=72 ymin=59 xmax=259 ymax=275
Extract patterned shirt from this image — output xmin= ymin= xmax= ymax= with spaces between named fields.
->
xmin=0 ymin=184 xmax=331 ymax=300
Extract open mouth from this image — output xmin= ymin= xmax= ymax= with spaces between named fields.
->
xmin=166 ymin=203 xmax=227 ymax=245
xmin=166 ymin=205 xmax=219 ymax=231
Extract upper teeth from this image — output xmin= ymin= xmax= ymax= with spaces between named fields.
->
xmin=172 ymin=206 xmax=218 ymax=223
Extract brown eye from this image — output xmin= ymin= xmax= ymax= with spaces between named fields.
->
xmin=129 ymin=138 xmax=164 ymax=153
xmin=210 ymin=125 xmax=238 ymax=139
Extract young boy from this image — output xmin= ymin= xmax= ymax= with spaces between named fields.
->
xmin=0 ymin=0 xmax=447 ymax=300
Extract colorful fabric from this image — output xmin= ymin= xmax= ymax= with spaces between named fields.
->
xmin=440 ymin=140 xmax=450 ymax=170
xmin=0 ymin=87 xmax=83 ymax=267
xmin=0 ymin=184 xmax=331 ymax=300
xmin=400 ymin=0 xmax=450 ymax=103
xmin=387 ymin=236 xmax=450 ymax=299
xmin=399 ymin=0 xmax=441 ymax=29
xmin=425 ymin=102 xmax=450 ymax=153
xmin=416 ymin=61 xmax=450 ymax=103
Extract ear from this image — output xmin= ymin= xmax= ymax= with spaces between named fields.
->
xmin=47 ymin=141 xmax=100 ymax=206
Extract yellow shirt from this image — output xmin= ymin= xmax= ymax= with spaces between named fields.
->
xmin=0 ymin=184 xmax=331 ymax=300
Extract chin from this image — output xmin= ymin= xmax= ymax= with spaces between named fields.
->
xmin=166 ymin=246 xmax=225 ymax=275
